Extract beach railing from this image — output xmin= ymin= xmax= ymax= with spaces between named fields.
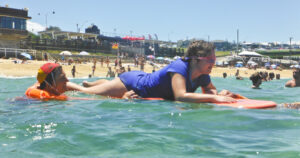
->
xmin=0 ymin=48 xmax=37 ymax=59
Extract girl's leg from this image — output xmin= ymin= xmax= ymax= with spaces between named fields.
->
xmin=82 ymin=77 xmax=128 ymax=98
xmin=83 ymin=79 xmax=109 ymax=87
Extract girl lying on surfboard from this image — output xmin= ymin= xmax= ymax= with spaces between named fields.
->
xmin=75 ymin=40 xmax=237 ymax=103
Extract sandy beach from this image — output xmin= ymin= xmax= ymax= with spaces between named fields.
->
xmin=0 ymin=58 xmax=294 ymax=79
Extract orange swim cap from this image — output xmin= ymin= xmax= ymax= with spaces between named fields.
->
xmin=37 ymin=63 xmax=60 ymax=83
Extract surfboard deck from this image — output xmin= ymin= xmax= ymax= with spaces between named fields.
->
xmin=215 ymin=99 xmax=276 ymax=109
xmin=140 ymin=98 xmax=277 ymax=109
xmin=69 ymin=96 xmax=277 ymax=109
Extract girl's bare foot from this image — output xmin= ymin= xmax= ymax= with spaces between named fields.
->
xmin=82 ymin=81 xmax=91 ymax=87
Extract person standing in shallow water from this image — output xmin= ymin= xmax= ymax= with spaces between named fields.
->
xmin=100 ymin=56 xmax=104 ymax=67
xmin=276 ymin=74 xmax=280 ymax=80
xmin=92 ymin=64 xmax=96 ymax=76
xmin=106 ymin=67 xmax=115 ymax=78
xmin=105 ymin=56 xmax=110 ymax=67
xmin=223 ymin=72 xmax=227 ymax=78
xmin=92 ymin=59 xmax=97 ymax=76
xmin=285 ymin=69 xmax=300 ymax=87
xmin=77 ymin=40 xmax=237 ymax=103
xmin=250 ymin=72 xmax=262 ymax=89
xmin=127 ymin=65 xmax=131 ymax=72
xmin=71 ymin=65 xmax=76 ymax=78
xmin=235 ymin=69 xmax=243 ymax=80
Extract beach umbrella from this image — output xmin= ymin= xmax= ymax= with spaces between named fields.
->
xmin=271 ymin=64 xmax=277 ymax=69
xmin=156 ymin=57 xmax=164 ymax=60
xmin=147 ymin=55 xmax=155 ymax=59
xmin=122 ymin=36 xmax=130 ymax=40
xmin=247 ymin=61 xmax=256 ymax=64
xmin=264 ymin=62 xmax=271 ymax=67
xmin=235 ymin=63 xmax=243 ymax=67
xmin=173 ymin=56 xmax=181 ymax=60
xmin=135 ymin=37 xmax=145 ymax=40
xmin=60 ymin=51 xmax=72 ymax=56
xmin=247 ymin=61 xmax=257 ymax=66
xmin=164 ymin=58 xmax=173 ymax=62
xmin=20 ymin=52 xmax=32 ymax=60
xmin=238 ymin=51 xmax=263 ymax=57
xmin=79 ymin=51 xmax=90 ymax=56
xmin=291 ymin=65 xmax=300 ymax=68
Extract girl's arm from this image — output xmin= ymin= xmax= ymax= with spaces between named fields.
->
xmin=171 ymin=73 xmax=236 ymax=103
xmin=202 ymin=82 xmax=218 ymax=95
xmin=66 ymin=82 xmax=86 ymax=91
xmin=203 ymin=82 xmax=238 ymax=98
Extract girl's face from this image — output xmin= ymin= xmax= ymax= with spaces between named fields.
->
xmin=52 ymin=67 xmax=69 ymax=94
xmin=194 ymin=51 xmax=216 ymax=75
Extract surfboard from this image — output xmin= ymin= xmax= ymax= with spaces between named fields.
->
xmin=69 ymin=95 xmax=277 ymax=109
xmin=140 ymin=98 xmax=277 ymax=109
xmin=214 ymin=99 xmax=277 ymax=109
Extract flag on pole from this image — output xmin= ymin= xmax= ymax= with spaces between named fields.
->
xmin=154 ymin=34 xmax=158 ymax=40
xmin=112 ymin=43 xmax=119 ymax=49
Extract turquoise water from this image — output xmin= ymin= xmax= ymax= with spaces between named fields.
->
xmin=1 ymin=77 xmax=300 ymax=157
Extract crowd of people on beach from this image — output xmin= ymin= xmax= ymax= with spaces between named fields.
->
xmin=51 ymin=52 xmax=148 ymax=79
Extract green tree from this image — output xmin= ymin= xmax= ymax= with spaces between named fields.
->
xmin=46 ymin=26 xmax=61 ymax=32
xmin=28 ymin=32 xmax=39 ymax=40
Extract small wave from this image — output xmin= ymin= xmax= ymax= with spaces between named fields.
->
xmin=68 ymin=76 xmax=91 ymax=80
xmin=6 ymin=96 xmax=42 ymax=105
xmin=0 ymin=90 xmax=24 ymax=93
xmin=68 ymin=76 xmax=108 ymax=80
xmin=0 ymin=75 xmax=35 ymax=79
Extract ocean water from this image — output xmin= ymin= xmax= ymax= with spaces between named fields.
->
xmin=1 ymin=77 xmax=300 ymax=158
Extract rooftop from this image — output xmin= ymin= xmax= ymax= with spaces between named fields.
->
xmin=0 ymin=6 xmax=31 ymax=19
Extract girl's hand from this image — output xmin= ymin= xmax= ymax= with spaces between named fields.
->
xmin=213 ymin=95 xmax=236 ymax=103
xmin=122 ymin=90 xmax=139 ymax=99
xmin=218 ymin=90 xmax=235 ymax=97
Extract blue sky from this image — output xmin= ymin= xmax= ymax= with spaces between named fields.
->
xmin=2 ymin=0 xmax=300 ymax=43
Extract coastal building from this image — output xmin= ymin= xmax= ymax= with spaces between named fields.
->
xmin=0 ymin=5 xmax=31 ymax=48
xmin=38 ymin=30 xmax=98 ymax=40
xmin=85 ymin=24 xmax=100 ymax=35
xmin=212 ymin=40 xmax=232 ymax=51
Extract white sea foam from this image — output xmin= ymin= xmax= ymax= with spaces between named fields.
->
xmin=0 ymin=75 xmax=108 ymax=80
xmin=0 ymin=75 xmax=35 ymax=79
xmin=68 ymin=77 xmax=107 ymax=80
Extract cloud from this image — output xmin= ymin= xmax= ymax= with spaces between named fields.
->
xmin=26 ymin=21 xmax=45 ymax=34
